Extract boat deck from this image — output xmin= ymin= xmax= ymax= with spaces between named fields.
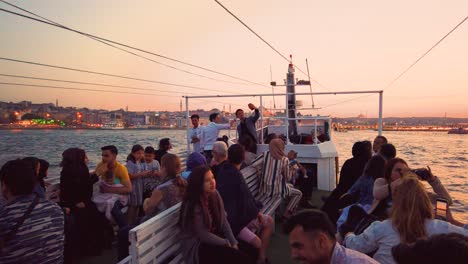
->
xmin=79 ymin=189 xmax=330 ymax=264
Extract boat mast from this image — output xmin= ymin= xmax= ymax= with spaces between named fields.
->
xmin=286 ymin=55 xmax=298 ymax=137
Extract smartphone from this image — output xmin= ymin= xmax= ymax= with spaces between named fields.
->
xmin=435 ymin=198 xmax=448 ymax=220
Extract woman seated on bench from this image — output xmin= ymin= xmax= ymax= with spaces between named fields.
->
xmin=179 ymin=166 xmax=255 ymax=264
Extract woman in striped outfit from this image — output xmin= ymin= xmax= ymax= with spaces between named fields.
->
xmin=259 ymin=138 xmax=302 ymax=219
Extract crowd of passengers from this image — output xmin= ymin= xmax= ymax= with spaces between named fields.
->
xmin=0 ymin=104 xmax=467 ymax=264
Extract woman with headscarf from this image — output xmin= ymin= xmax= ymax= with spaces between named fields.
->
xmin=259 ymin=138 xmax=302 ymax=219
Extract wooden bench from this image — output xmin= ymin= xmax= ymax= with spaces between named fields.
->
xmin=119 ymin=157 xmax=282 ymax=264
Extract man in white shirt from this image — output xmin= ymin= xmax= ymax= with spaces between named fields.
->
xmin=189 ymin=114 xmax=204 ymax=153
xmin=201 ymin=112 xmax=234 ymax=164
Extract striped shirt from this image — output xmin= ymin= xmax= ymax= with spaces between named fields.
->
xmin=0 ymin=194 xmax=64 ymax=264
xmin=259 ymin=151 xmax=293 ymax=198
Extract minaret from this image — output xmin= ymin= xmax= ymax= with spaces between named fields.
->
xmin=56 ymin=99 xmax=58 ymax=107
xmin=180 ymin=99 xmax=182 ymax=113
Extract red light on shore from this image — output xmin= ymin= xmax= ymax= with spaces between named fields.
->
xmin=14 ymin=111 xmax=19 ymax=116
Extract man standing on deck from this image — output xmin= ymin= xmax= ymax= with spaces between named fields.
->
xmin=95 ymin=145 xmax=132 ymax=228
xmin=372 ymin=135 xmax=387 ymax=155
xmin=189 ymin=114 xmax=204 ymax=154
xmin=201 ymin=112 xmax=234 ymax=164
xmin=236 ymin=103 xmax=260 ymax=153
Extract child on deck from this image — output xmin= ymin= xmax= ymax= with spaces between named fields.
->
xmin=142 ymin=146 xmax=162 ymax=198
xmin=126 ymin=145 xmax=150 ymax=225
xmin=92 ymin=162 xmax=129 ymax=222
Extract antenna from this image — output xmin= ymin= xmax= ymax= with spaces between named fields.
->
xmin=306 ymin=59 xmax=315 ymax=109
xmin=270 ymin=64 xmax=276 ymax=109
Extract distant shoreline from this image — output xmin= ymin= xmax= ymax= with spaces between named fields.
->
xmin=0 ymin=127 xmax=188 ymax=131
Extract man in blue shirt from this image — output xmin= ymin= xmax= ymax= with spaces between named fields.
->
xmin=201 ymin=112 xmax=234 ymax=164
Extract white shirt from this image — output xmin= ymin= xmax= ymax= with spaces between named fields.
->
xmin=344 ymin=219 xmax=468 ymax=264
xmin=189 ymin=125 xmax=204 ymax=153
xmin=201 ymin=122 xmax=230 ymax=151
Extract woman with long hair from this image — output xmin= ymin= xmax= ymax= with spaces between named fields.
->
xmin=143 ymin=154 xmax=186 ymax=219
xmin=344 ymin=174 xmax=467 ymax=264
xmin=179 ymin=166 xmax=254 ymax=264
xmin=258 ymin=138 xmax=302 ymax=219
xmin=60 ymin=148 xmax=107 ymax=259
xmin=372 ymin=158 xmax=452 ymax=216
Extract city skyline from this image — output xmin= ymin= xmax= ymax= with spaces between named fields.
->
xmin=1 ymin=0 xmax=467 ymax=117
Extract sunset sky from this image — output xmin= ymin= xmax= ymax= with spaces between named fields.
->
xmin=1 ymin=0 xmax=467 ymax=117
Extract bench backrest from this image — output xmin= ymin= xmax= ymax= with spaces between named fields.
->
xmin=125 ymin=158 xmax=268 ymax=264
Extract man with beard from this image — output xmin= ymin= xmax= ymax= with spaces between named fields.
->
xmin=283 ymin=210 xmax=377 ymax=264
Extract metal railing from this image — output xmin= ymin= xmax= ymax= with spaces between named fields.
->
xmin=184 ymin=90 xmax=383 ymax=151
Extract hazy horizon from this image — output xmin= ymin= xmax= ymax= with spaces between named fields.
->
xmin=1 ymin=0 xmax=467 ymax=117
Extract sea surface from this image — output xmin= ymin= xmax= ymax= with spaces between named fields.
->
xmin=0 ymin=129 xmax=466 ymax=222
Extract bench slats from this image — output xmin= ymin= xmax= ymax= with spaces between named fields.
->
xmin=139 ymin=234 xmax=181 ymax=264
xmin=137 ymin=222 xmax=180 ymax=257
xmin=128 ymin=155 xmax=284 ymax=264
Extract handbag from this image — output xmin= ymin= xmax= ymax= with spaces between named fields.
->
xmin=0 ymin=195 xmax=40 ymax=254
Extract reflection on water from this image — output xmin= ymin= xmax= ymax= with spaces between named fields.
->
xmin=0 ymin=129 xmax=466 ymax=222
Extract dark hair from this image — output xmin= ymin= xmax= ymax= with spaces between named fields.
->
xmin=0 ymin=159 xmax=36 ymax=196
xmin=364 ymin=155 xmax=386 ymax=180
xmin=235 ymin=109 xmax=243 ymax=116
xmin=384 ymin=158 xmax=408 ymax=182
xmin=61 ymin=148 xmax=86 ymax=168
xmin=190 ymin=114 xmax=200 ymax=120
xmin=101 ymin=145 xmax=118 ymax=155
xmin=144 ymin=146 xmax=155 ymax=154
xmin=37 ymin=159 xmax=49 ymax=188
xmin=375 ymin=135 xmax=388 ymax=144
xmin=209 ymin=113 xmax=219 ymax=122
xmin=361 ymin=140 xmax=372 ymax=159
xmin=159 ymin=138 xmax=171 ymax=150
xmin=391 ymin=233 xmax=468 ymax=264
xmin=379 ymin=143 xmax=397 ymax=160
xmin=60 ymin=148 xmax=90 ymax=186
xmin=264 ymin=133 xmax=278 ymax=144
xmin=179 ymin=166 xmax=221 ymax=231
xmin=351 ymin=141 xmax=372 ymax=160
xmin=228 ymin=144 xmax=245 ymax=165
xmin=283 ymin=210 xmax=336 ymax=241
xmin=161 ymin=153 xmax=182 ymax=179
xmin=127 ymin=144 xmax=144 ymax=162
xmin=22 ymin=157 xmax=40 ymax=175
xmin=216 ymin=135 xmax=229 ymax=147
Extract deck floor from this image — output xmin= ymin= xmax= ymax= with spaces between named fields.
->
xmin=79 ymin=189 xmax=330 ymax=264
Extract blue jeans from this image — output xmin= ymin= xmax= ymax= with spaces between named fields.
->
xmin=111 ymin=200 xmax=127 ymax=228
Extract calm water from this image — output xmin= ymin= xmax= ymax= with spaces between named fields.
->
xmin=0 ymin=129 xmax=466 ymax=222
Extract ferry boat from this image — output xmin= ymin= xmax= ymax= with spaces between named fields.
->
xmin=102 ymin=120 xmax=125 ymax=130
xmin=50 ymin=61 xmax=385 ymax=264
xmin=448 ymin=127 xmax=468 ymax=134
xmin=184 ymin=60 xmax=384 ymax=192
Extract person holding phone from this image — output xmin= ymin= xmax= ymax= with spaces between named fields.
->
xmin=344 ymin=174 xmax=467 ymax=264
xmin=236 ymin=103 xmax=260 ymax=153
xmin=371 ymin=158 xmax=452 ymax=218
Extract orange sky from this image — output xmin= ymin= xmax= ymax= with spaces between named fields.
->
xmin=0 ymin=0 xmax=467 ymax=117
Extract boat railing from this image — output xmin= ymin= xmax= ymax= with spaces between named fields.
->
xmin=184 ymin=90 xmax=383 ymax=151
